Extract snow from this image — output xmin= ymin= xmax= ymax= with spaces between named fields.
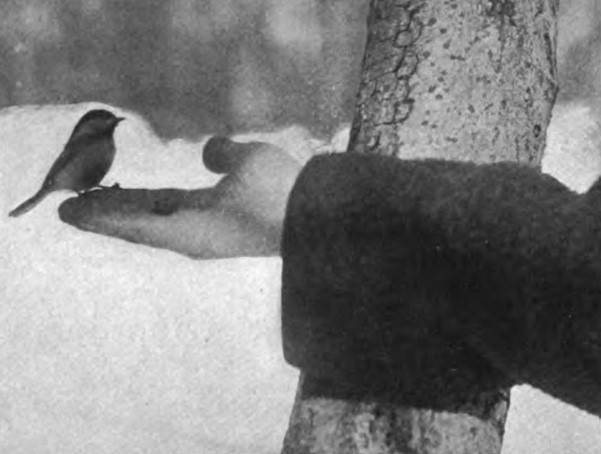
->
xmin=2 ymin=103 xmax=601 ymax=453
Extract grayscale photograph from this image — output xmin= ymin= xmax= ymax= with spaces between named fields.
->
xmin=2 ymin=1 xmax=601 ymax=453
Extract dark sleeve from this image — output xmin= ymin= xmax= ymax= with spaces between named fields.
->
xmin=281 ymin=152 xmax=601 ymax=415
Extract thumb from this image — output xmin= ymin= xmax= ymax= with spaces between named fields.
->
xmin=203 ymin=136 xmax=260 ymax=174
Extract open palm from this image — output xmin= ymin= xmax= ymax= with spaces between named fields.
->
xmin=59 ymin=137 xmax=303 ymax=259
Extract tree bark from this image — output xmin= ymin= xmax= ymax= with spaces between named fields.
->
xmin=282 ymin=0 xmax=558 ymax=453
xmin=350 ymin=0 xmax=558 ymax=164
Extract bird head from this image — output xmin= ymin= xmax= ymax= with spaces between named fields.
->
xmin=69 ymin=109 xmax=125 ymax=140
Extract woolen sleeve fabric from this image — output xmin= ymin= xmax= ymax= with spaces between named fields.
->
xmin=280 ymin=152 xmax=601 ymax=415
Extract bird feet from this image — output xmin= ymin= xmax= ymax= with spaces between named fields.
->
xmin=78 ymin=183 xmax=121 ymax=196
xmin=97 ymin=183 xmax=121 ymax=189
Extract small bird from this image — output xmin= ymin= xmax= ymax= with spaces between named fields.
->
xmin=9 ymin=109 xmax=124 ymax=217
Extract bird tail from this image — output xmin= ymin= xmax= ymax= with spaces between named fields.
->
xmin=8 ymin=188 xmax=50 ymax=217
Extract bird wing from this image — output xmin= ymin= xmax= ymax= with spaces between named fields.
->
xmin=41 ymin=136 xmax=92 ymax=187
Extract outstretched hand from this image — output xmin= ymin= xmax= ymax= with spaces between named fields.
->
xmin=58 ymin=137 xmax=303 ymax=259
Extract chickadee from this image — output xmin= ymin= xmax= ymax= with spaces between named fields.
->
xmin=9 ymin=109 xmax=124 ymax=218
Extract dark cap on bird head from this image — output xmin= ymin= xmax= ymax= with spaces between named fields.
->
xmin=70 ymin=109 xmax=125 ymax=138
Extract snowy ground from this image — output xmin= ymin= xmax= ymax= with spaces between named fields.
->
xmin=2 ymin=103 xmax=601 ymax=453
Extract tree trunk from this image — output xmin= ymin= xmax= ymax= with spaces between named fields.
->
xmin=282 ymin=0 xmax=558 ymax=453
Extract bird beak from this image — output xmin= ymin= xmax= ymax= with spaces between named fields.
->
xmin=116 ymin=117 xmax=125 ymax=123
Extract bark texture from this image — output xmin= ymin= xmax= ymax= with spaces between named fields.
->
xmin=282 ymin=0 xmax=558 ymax=453
xmin=282 ymin=375 xmax=510 ymax=454
xmin=350 ymin=0 xmax=558 ymax=165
